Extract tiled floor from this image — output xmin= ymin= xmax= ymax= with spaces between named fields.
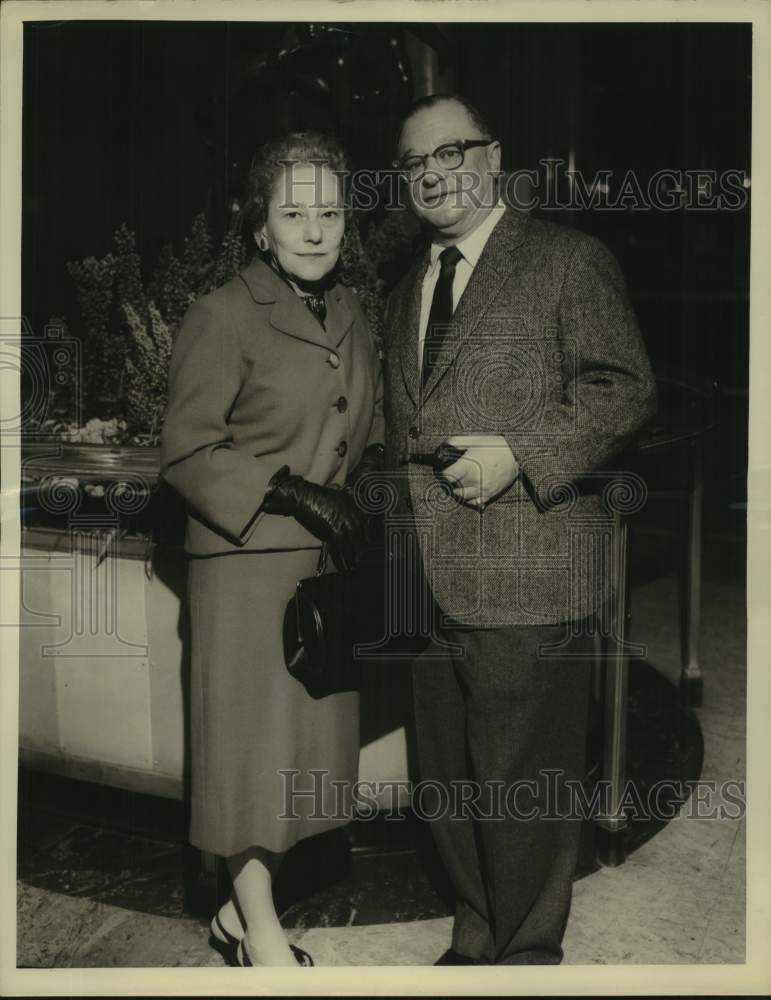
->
xmin=16 ymin=529 xmax=747 ymax=967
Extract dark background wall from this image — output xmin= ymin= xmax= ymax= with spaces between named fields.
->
xmin=22 ymin=20 xmax=751 ymax=528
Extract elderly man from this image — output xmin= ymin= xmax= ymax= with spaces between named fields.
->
xmin=382 ymin=94 xmax=657 ymax=965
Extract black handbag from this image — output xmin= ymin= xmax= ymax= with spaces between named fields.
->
xmin=282 ymin=543 xmax=432 ymax=698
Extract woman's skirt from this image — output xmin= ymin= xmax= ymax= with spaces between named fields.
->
xmin=187 ymin=547 xmax=360 ymax=857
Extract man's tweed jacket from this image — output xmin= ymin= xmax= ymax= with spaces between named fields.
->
xmin=382 ymin=207 xmax=658 ymax=627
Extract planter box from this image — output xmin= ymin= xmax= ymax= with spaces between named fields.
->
xmin=19 ymin=534 xmax=188 ymax=798
xmin=18 ymin=444 xmax=411 ymax=806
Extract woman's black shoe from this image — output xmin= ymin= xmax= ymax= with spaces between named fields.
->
xmin=209 ymin=912 xmax=240 ymax=965
xmin=236 ymin=938 xmax=315 ymax=967
xmin=290 ymin=944 xmax=314 ymax=967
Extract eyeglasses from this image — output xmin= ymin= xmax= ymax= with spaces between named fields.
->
xmin=393 ymin=139 xmax=495 ymax=180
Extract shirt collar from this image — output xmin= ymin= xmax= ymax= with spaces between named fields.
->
xmin=428 ymin=199 xmax=507 ymax=270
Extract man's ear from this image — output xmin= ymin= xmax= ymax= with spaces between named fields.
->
xmin=486 ymin=141 xmax=502 ymax=175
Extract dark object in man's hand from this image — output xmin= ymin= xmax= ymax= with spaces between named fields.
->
xmin=406 ymin=443 xmax=467 ymax=471
xmin=262 ymin=466 xmax=369 ymax=572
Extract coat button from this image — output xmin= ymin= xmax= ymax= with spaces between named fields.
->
xmin=336 ymin=441 xmax=348 ymax=457
xmin=336 ymin=395 xmax=348 ymax=413
xmin=328 ymin=352 xmax=341 ymax=369
xmin=408 ymin=425 xmax=419 ymax=438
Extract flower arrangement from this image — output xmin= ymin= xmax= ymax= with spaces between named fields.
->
xmin=56 ymin=416 xmax=129 ymax=444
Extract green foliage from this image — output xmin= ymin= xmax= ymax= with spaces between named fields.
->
xmin=65 ymin=253 xmax=119 ymax=412
xmin=113 ymin=224 xmax=146 ymax=315
xmin=212 ymin=229 xmax=248 ymax=293
xmin=340 ymin=221 xmax=383 ymax=340
xmin=181 ymin=214 xmax=214 ymax=290
xmin=60 ymin=215 xmax=246 ymax=444
xmin=147 ymin=244 xmax=196 ymax=333
xmin=123 ymin=302 xmax=175 ymax=443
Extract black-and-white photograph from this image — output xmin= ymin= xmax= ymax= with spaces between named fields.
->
xmin=1 ymin=1 xmax=769 ymax=990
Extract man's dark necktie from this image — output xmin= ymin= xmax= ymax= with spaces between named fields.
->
xmin=422 ymin=245 xmax=463 ymax=387
xmin=303 ymin=293 xmax=327 ymax=328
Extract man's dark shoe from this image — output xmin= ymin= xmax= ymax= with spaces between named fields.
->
xmin=434 ymin=948 xmax=483 ymax=965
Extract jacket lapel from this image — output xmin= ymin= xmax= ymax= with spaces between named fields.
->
xmin=398 ymin=249 xmax=429 ymax=407
xmin=239 ymin=258 xmax=334 ymax=351
xmin=268 ymin=296 xmax=333 ymax=351
xmin=421 ymin=208 xmax=529 ymax=404
xmin=325 ymin=286 xmax=354 ymax=349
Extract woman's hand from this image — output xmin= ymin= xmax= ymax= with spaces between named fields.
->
xmin=261 ymin=468 xmax=370 ymax=572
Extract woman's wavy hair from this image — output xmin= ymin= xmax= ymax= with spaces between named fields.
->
xmin=239 ymin=131 xmax=352 ymax=243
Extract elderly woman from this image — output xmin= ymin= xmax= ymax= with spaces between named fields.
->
xmin=160 ymin=133 xmax=383 ymax=967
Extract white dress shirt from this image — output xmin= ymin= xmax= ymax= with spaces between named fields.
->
xmin=417 ymin=199 xmax=507 ymax=372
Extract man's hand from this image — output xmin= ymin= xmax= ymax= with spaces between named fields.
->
xmin=439 ymin=435 xmax=520 ymax=509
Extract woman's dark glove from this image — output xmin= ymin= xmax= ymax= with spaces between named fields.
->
xmin=261 ymin=466 xmax=369 ymax=572
xmin=345 ymin=443 xmax=385 ymax=490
